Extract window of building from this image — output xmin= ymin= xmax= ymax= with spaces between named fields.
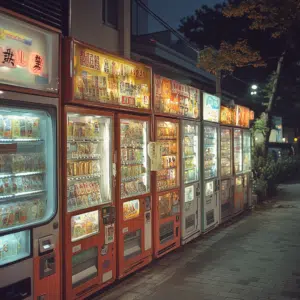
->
xmin=103 ymin=0 xmax=118 ymax=29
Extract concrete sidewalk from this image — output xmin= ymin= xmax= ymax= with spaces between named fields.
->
xmin=92 ymin=183 xmax=300 ymax=300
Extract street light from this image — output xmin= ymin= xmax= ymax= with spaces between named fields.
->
xmin=251 ymin=84 xmax=258 ymax=90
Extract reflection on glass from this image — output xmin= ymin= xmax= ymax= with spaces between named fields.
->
xmin=159 ymin=191 xmax=180 ymax=219
xmin=0 ymin=107 xmax=56 ymax=234
xmin=204 ymin=126 xmax=218 ymax=179
xmin=157 ymin=121 xmax=179 ymax=191
xmin=71 ymin=210 xmax=99 ymax=242
xmin=123 ymin=199 xmax=140 ymax=221
xmin=243 ymin=131 xmax=251 ymax=172
xmin=67 ymin=113 xmax=112 ymax=212
xmin=0 ymin=230 xmax=30 ymax=266
xmin=120 ymin=119 xmax=150 ymax=199
xmin=234 ymin=129 xmax=243 ymax=174
xmin=184 ymin=185 xmax=194 ymax=203
xmin=183 ymin=123 xmax=199 ymax=184
xmin=221 ymin=128 xmax=232 ymax=177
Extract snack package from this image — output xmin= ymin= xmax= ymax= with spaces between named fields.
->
xmin=11 ymin=119 xmax=21 ymax=138
xmin=3 ymin=117 xmax=12 ymax=139
xmin=20 ymin=118 xmax=26 ymax=138
xmin=0 ymin=116 xmax=4 ymax=138
xmin=0 ymin=179 xmax=4 ymax=195
xmin=32 ymin=118 xmax=40 ymax=138
xmin=25 ymin=118 xmax=33 ymax=138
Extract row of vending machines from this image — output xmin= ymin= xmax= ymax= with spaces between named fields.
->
xmin=0 ymin=11 xmax=253 ymax=300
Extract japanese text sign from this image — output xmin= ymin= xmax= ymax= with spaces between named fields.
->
xmin=235 ymin=105 xmax=250 ymax=128
xmin=154 ymin=74 xmax=200 ymax=119
xmin=0 ymin=12 xmax=59 ymax=92
xmin=203 ymin=93 xmax=220 ymax=122
xmin=73 ymin=42 xmax=151 ymax=110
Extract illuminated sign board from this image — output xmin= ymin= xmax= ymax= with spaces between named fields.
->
xmin=0 ymin=12 xmax=59 ymax=92
xmin=154 ymin=74 xmax=200 ymax=119
xmin=73 ymin=42 xmax=151 ymax=110
xmin=203 ymin=93 xmax=220 ymax=122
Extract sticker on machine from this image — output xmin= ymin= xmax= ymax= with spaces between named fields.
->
xmin=72 ymin=244 xmax=81 ymax=253
xmin=122 ymin=227 xmax=129 ymax=234
xmin=105 ymin=224 xmax=115 ymax=244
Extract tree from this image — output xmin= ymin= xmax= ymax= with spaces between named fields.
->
xmin=223 ymin=0 xmax=300 ymax=152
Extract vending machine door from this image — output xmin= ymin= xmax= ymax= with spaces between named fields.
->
xmin=181 ymin=120 xmax=201 ymax=243
xmin=234 ymin=129 xmax=243 ymax=175
xmin=202 ymin=123 xmax=219 ymax=232
xmin=242 ymin=130 xmax=251 ymax=173
xmin=118 ymin=115 xmax=152 ymax=279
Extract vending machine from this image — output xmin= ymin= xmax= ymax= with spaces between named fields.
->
xmin=62 ymin=107 xmax=115 ymax=300
xmin=0 ymin=11 xmax=61 ymax=300
xmin=116 ymin=114 xmax=152 ymax=279
xmin=180 ymin=84 xmax=201 ymax=245
xmin=242 ymin=129 xmax=252 ymax=209
xmin=154 ymin=117 xmax=180 ymax=258
xmin=62 ymin=38 xmax=152 ymax=296
xmin=181 ymin=120 xmax=201 ymax=244
xmin=201 ymin=93 xmax=220 ymax=233
xmin=233 ymin=128 xmax=244 ymax=215
xmin=219 ymin=106 xmax=235 ymax=223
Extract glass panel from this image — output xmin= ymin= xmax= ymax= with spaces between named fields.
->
xmin=221 ymin=128 xmax=232 ymax=177
xmin=73 ymin=43 xmax=151 ymax=110
xmin=156 ymin=121 xmax=179 ymax=191
xmin=0 ymin=106 xmax=56 ymax=234
xmin=67 ymin=113 xmax=112 ymax=212
xmin=71 ymin=210 xmax=99 ymax=242
xmin=0 ymin=13 xmax=59 ymax=92
xmin=184 ymin=185 xmax=194 ymax=203
xmin=72 ymin=247 xmax=98 ymax=288
xmin=205 ymin=181 xmax=214 ymax=197
xmin=221 ymin=180 xmax=230 ymax=209
xmin=183 ymin=123 xmax=199 ymax=184
xmin=234 ymin=129 xmax=243 ymax=174
xmin=154 ymin=75 xmax=200 ymax=118
xmin=120 ymin=119 xmax=150 ymax=199
xmin=159 ymin=221 xmax=174 ymax=244
xmin=123 ymin=199 xmax=140 ymax=221
xmin=204 ymin=126 xmax=218 ymax=179
xmin=243 ymin=131 xmax=251 ymax=172
xmin=0 ymin=230 xmax=30 ymax=266
xmin=159 ymin=191 xmax=179 ymax=220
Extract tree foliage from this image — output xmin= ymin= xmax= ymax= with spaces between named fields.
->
xmin=198 ymin=40 xmax=265 ymax=75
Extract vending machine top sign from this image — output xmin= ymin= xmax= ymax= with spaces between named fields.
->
xmin=154 ymin=74 xmax=200 ymax=119
xmin=0 ymin=12 xmax=59 ymax=93
xmin=220 ymin=106 xmax=235 ymax=126
xmin=72 ymin=41 xmax=152 ymax=112
xmin=235 ymin=105 xmax=250 ymax=128
xmin=203 ymin=93 xmax=220 ymax=122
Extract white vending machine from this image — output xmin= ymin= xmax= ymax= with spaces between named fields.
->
xmin=181 ymin=120 xmax=201 ymax=244
xmin=201 ymin=93 xmax=220 ymax=233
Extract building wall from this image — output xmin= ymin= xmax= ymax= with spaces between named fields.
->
xmin=70 ymin=0 xmax=131 ymax=58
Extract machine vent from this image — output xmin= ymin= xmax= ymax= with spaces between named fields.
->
xmin=159 ymin=221 xmax=174 ymax=244
xmin=2 ymin=0 xmax=64 ymax=31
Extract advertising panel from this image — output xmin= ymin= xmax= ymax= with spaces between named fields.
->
xmin=0 ymin=12 xmax=59 ymax=92
xmin=73 ymin=42 xmax=151 ymax=110
xmin=220 ymin=106 xmax=234 ymax=125
xmin=203 ymin=93 xmax=220 ymax=122
xmin=235 ymin=105 xmax=250 ymax=128
xmin=154 ymin=74 xmax=200 ymax=119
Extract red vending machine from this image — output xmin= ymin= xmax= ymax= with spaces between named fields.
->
xmin=62 ymin=39 xmax=153 ymax=297
xmin=0 ymin=10 xmax=61 ymax=300
xmin=153 ymin=75 xmax=182 ymax=258
xmin=116 ymin=114 xmax=152 ymax=279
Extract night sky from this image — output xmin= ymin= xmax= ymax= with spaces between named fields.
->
xmin=147 ymin=0 xmax=223 ymax=29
